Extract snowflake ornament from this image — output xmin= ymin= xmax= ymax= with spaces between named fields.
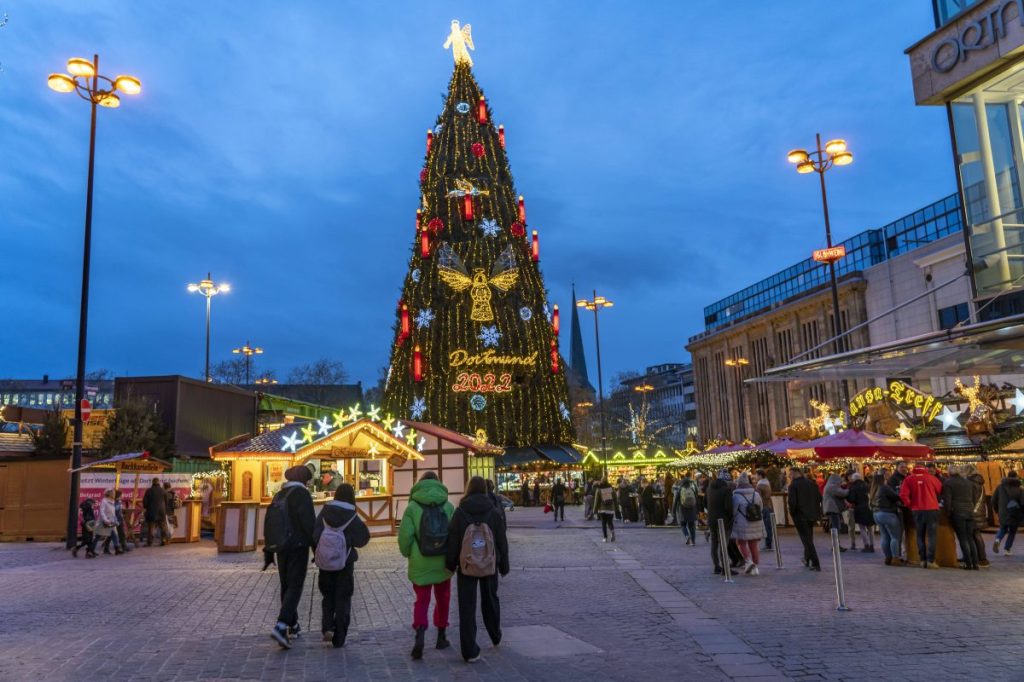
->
xmin=456 ymin=101 xmax=470 ymax=114
xmin=480 ymin=218 xmax=500 ymax=237
xmin=410 ymin=397 xmax=427 ymax=419
xmin=411 ymin=268 xmax=420 ymax=283
xmin=559 ymin=402 xmax=570 ymax=421
xmin=434 ymin=123 xmax=443 ymax=135
xmin=544 ymin=304 xmax=552 ymax=322
xmin=478 ymin=325 xmax=501 ymax=348
xmin=519 ymin=307 xmax=532 ymax=321
xmin=470 ymin=394 xmax=487 ymax=411
xmin=415 ymin=308 xmax=435 ymax=329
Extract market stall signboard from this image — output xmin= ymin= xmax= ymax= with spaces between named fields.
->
xmin=848 ymin=380 xmax=942 ymax=422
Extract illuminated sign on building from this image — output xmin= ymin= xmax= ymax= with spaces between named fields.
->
xmin=848 ymin=380 xmax=943 ymax=423
xmin=812 ymin=245 xmax=847 ymax=264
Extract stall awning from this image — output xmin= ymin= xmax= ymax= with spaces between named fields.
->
xmin=498 ymin=445 xmax=583 ymax=467
xmin=70 ymin=451 xmax=170 ymax=473
xmin=752 ymin=314 xmax=1024 ymax=382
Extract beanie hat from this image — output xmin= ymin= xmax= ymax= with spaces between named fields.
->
xmin=718 ymin=469 xmax=731 ymax=481
xmin=285 ymin=465 xmax=312 ymax=483
xmin=1010 ymin=471 xmax=1019 ymax=479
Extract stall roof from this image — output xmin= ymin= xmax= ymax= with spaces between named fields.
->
xmin=401 ymin=420 xmax=503 ymax=455
xmin=753 ymin=314 xmax=1024 ymax=382
xmin=498 ymin=444 xmax=583 ymax=467
xmin=70 ymin=451 xmax=170 ymax=473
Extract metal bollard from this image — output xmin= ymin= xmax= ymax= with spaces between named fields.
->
xmin=718 ymin=518 xmax=734 ymax=584
xmin=830 ymin=528 xmax=851 ymax=611
xmin=770 ymin=511 xmax=783 ymax=569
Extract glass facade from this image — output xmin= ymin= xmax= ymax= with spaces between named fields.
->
xmin=933 ymin=0 xmax=984 ymax=26
xmin=703 ymin=194 xmax=962 ymax=331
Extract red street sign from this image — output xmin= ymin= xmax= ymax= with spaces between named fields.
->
xmin=80 ymin=399 xmax=92 ymax=423
xmin=813 ymin=245 xmax=846 ymax=264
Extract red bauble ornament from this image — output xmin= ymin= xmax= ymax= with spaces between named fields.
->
xmin=471 ymin=142 xmax=484 ymax=158
xmin=428 ymin=217 xmax=444 ymax=235
xmin=510 ymin=221 xmax=525 ymax=237
xmin=419 ymin=168 xmax=428 ymax=184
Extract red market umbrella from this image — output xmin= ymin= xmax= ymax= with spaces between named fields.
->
xmin=789 ymin=429 xmax=933 ymax=461
xmin=703 ymin=443 xmax=750 ymax=455
xmin=755 ymin=437 xmax=806 ymax=454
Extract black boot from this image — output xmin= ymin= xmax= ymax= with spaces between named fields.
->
xmin=411 ymin=626 xmax=426 ymax=659
xmin=436 ymin=627 xmax=450 ymax=650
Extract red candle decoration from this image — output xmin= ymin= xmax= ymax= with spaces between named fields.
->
xmin=477 ymin=96 xmax=487 ymax=124
xmin=463 ymin=194 xmax=474 ymax=221
xmin=415 ymin=209 xmax=422 ymax=233
xmin=400 ymin=304 xmax=410 ymax=341
xmin=498 ymin=124 xmax=505 ymax=148
xmin=518 ymin=195 xmax=526 ymax=223
xmin=531 ymin=230 xmax=539 ymax=262
xmin=471 ymin=142 xmax=484 ymax=158
xmin=420 ymin=229 xmax=430 ymax=258
xmin=510 ymin=221 xmax=525 ymax=237
xmin=426 ymin=129 xmax=433 ymax=155
xmin=550 ymin=339 xmax=559 ymax=374
xmin=413 ymin=345 xmax=424 ymax=382
xmin=552 ymin=304 xmax=560 ymax=336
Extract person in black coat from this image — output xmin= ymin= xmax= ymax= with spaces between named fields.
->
xmin=142 ymin=478 xmax=169 ymax=546
xmin=706 ymin=470 xmax=743 ymax=573
xmin=551 ymin=478 xmax=566 ymax=522
xmin=268 ymin=466 xmax=317 ymax=649
xmin=941 ymin=466 xmax=979 ymax=570
xmin=313 ymin=483 xmax=370 ymax=647
xmin=787 ymin=467 xmax=822 ymax=571
xmin=446 ymin=476 xmax=509 ymax=663
xmin=71 ymin=498 xmax=96 ymax=558
xmin=846 ymin=474 xmax=874 ymax=553
xmin=991 ymin=471 xmax=1023 ymax=556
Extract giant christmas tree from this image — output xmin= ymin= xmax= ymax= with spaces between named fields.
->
xmin=382 ymin=22 xmax=574 ymax=448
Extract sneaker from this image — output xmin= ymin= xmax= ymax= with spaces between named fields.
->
xmin=809 ymin=565 xmax=821 ymax=572
xmin=610 ymin=531 xmax=616 ymax=542
xmin=602 ymin=537 xmax=608 ymax=543
xmin=1005 ymin=549 xmax=1013 ymax=556
xmin=743 ymin=561 xmax=755 ymax=575
xmin=466 ymin=654 xmax=482 ymax=663
xmin=928 ymin=561 xmax=940 ymax=569
xmin=884 ymin=557 xmax=892 ymax=566
xmin=323 ymin=630 xmax=334 ymax=642
xmin=271 ymin=624 xmax=291 ymax=649
xmin=288 ymin=623 xmax=302 ymax=639
xmin=749 ymin=565 xmax=759 ymax=576
xmin=921 ymin=561 xmax=928 ymax=569
xmin=993 ymin=540 xmax=1001 ymax=554
xmin=979 ymin=560 xmax=991 ymax=568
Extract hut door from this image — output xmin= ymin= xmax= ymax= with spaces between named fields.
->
xmin=242 ymin=471 xmax=254 ymax=500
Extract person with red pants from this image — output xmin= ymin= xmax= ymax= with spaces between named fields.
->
xmin=900 ymin=463 xmax=943 ymax=568
xmin=398 ymin=471 xmax=455 ymax=659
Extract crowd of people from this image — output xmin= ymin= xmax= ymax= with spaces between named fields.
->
xmin=69 ymin=478 xmax=181 ymax=558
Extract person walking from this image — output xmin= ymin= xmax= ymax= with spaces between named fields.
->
xmin=754 ymin=470 xmax=774 ymax=551
xmin=846 ymin=473 xmax=874 ymax=553
xmin=532 ymin=479 xmax=541 ymax=510
xmin=485 ymin=479 xmax=507 ymax=527
xmin=142 ymin=478 xmax=168 ymax=546
xmin=446 ymin=476 xmax=509 ymax=663
xmin=964 ymin=464 xmax=990 ymax=567
xmin=551 ymin=478 xmax=566 ymax=522
xmin=991 ymin=471 xmax=1024 ymax=557
xmin=731 ymin=474 xmax=764 ymax=575
xmin=313 ymin=483 xmax=370 ymax=648
xmin=707 ymin=469 xmax=744 ymax=574
xmin=870 ymin=472 xmax=903 ymax=566
xmin=822 ymin=474 xmax=850 ymax=552
xmin=594 ymin=476 xmax=617 ymax=542
xmin=102 ymin=490 xmax=131 ymax=554
xmin=941 ymin=465 xmax=979 ymax=570
xmin=89 ymin=489 xmax=122 ymax=556
xmin=641 ymin=479 xmax=656 ymax=527
xmin=398 ymin=471 xmax=456 ymax=659
xmin=520 ymin=479 xmax=530 ymax=507
xmin=899 ymin=464 xmax=943 ymax=568
xmin=673 ymin=474 xmax=699 ymax=546
xmin=583 ymin=479 xmax=595 ymax=521
xmin=71 ymin=498 xmax=96 ymax=558
xmin=787 ymin=467 xmax=822 ymax=571
xmin=164 ymin=482 xmax=179 ymax=541
xmin=265 ymin=465 xmax=316 ymax=649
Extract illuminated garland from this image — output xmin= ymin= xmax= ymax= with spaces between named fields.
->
xmin=671 ymin=449 xmax=791 ymax=473
xmin=381 ymin=61 xmax=573 ymax=447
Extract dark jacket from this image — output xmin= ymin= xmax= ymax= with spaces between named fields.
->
xmin=888 ymin=470 xmax=907 ymax=494
xmin=79 ymin=499 xmax=95 ymax=530
xmin=278 ymin=482 xmax=317 ymax=549
xmin=847 ymin=479 xmax=873 ymax=526
xmin=968 ymin=473 xmax=988 ymax=526
xmin=940 ymin=474 xmax=975 ymax=517
xmin=787 ymin=476 xmax=822 ymax=524
xmin=551 ymin=482 xmax=566 ymax=503
xmin=142 ymin=483 xmax=167 ymax=522
xmin=706 ymin=478 xmax=733 ymax=526
xmin=594 ymin=483 xmax=617 ymax=514
xmin=872 ymin=482 xmax=901 ymax=514
xmin=992 ymin=478 xmax=1024 ymax=526
xmin=313 ymin=500 xmax=370 ymax=568
xmin=445 ymin=493 xmax=509 ymax=576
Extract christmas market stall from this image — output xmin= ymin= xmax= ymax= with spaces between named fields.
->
xmin=496 ymin=444 xmax=585 ymax=506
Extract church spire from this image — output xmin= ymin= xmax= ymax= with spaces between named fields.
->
xmin=569 ymin=283 xmax=595 ymax=393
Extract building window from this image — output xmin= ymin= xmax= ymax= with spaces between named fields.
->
xmin=938 ymin=302 xmax=970 ymax=330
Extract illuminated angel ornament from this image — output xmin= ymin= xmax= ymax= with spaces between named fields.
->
xmin=300 ymin=423 xmax=316 ymax=444
xmin=444 ymin=20 xmax=474 ymax=66
xmin=437 ymin=243 xmax=518 ymax=322
xmin=281 ymin=431 xmax=302 ymax=453
xmin=393 ymin=422 xmax=407 ymax=440
xmin=446 ymin=178 xmax=490 ymax=198
xmin=936 ymin=405 xmax=964 ymax=431
xmin=1011 ymin=388 xmax=1024 ymax=415
xmin=415 ymin=308 xmax=435 ymax=329
xmin=478 ymin=325 xmax=501 ymax=348
xmin=316 ymin=417 xmax=332 ymax=437
xmin=410 ymin=397 xmax=427 ymax=419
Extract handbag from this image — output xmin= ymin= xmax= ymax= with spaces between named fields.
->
xmin=543 ymin=503 xmax=552 ymax=514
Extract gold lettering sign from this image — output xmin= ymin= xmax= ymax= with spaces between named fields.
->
xmin=848 ymin=380 xmax=943 ymax=422
xmin=449 ymin=349 xmax=538 ymax=368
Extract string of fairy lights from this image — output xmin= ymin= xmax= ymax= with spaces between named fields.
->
xmin=382 ymin=62 xmax=573 ymax=447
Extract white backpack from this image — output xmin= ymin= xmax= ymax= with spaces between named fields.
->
xmin=314 ymin=516 xmax=355 ymax=571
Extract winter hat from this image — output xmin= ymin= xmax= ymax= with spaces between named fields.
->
xmin=718 ymin=469 xmax=731 ymax=481
xmin=737 ymin=473 xmax=751 ymax=487
xmin=285 ymin=465 xmax=312 ymax=483
xmin=1010 ymin=471 xmax=1019 ymax=479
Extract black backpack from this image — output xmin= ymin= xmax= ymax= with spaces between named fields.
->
xmin=742 ymin=492 xmax=763 ymax=522
xmin=264 ymin=487 xmax=299 ymax=553
xmin=417 ymin=502 xmax=449 ymax=556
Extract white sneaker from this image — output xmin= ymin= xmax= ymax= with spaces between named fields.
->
xmin=1005 ymin=549 xmax=1013 ymax=556
xmin=749 ymin=565 xmax=759 ymax=576
xmin=743 ymin=560 xmax=755 ymax=575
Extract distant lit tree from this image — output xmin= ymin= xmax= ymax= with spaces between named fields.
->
xmin=32 ymin=407 xmax=68 ymax=457
xmin=100 ymin=398 xmax=174 ymax=460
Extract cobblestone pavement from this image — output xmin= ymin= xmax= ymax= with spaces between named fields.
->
xmin=0 ymin=506 xmax=1020 ymax=681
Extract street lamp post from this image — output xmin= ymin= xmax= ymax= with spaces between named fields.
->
xmin=787 ymin=134 xmax=854 ymax=407
xmin=232 ymin=340 xmax=263 ymax=385
xmin=187 ymin=274 xmax=230 ymax=382
xmin=724 ymin=357 xmax=749 ymax=441
xmin=48 ymin=55 xmax=141 ymax=550
xmin=577 ymin=291 xmax=613 ymax=477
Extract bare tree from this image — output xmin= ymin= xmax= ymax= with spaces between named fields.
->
xmin=288 ymin=358 xmax=348 ymax=385
xmin=208 ymin=358 xmax=248 ymax=385
xmin=85 ymin=369 xmax=114 ymax=381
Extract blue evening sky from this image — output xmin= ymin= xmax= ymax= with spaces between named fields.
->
xmin=0 ymin=2 xmax=950 ymax=390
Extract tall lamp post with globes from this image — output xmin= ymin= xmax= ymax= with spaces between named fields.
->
xmin=576 ymin=291 xmax=614 ymax=476
xmin=232 ymin=341 xmax=263 ymax=385
xmin=48 ymin=55 xmax=141 ymax=550
xmin=187 ymin=274 xmax=230 ymax=383
xmin=787 ymin=134 xmax=853 ymax=407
